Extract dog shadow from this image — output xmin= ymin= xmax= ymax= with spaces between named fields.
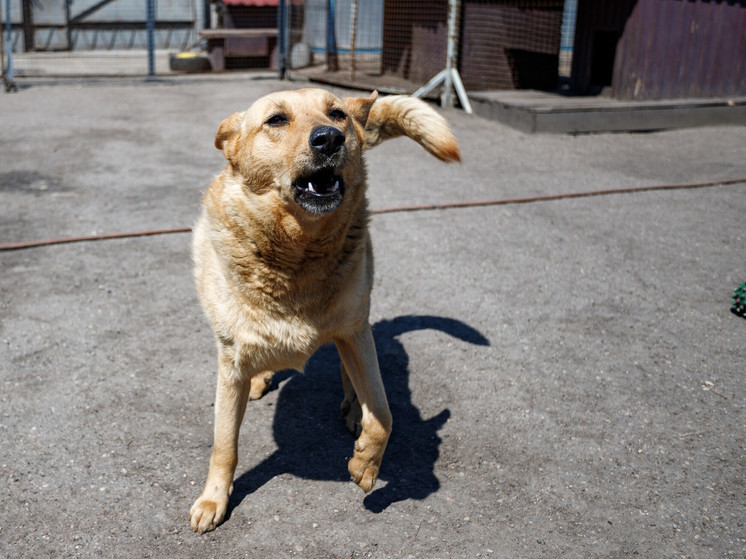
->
xmin=226 ymin=315 xmax=489 ymax=516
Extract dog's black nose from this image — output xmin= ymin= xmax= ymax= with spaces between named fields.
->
xmin=309 ymin=126 xmax=345 ymax=155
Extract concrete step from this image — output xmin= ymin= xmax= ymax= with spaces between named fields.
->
xmin=469 ymin=89 xmax=746 ymax=134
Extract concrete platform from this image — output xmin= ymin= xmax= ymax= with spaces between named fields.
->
xmin=469 ymin=89 xmax=746 ymax=134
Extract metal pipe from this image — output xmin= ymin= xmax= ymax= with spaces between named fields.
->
xmin=349 ymin=0 xmax=358 ymax=81
xmin=326 ymin=0 xmax=337 ymax=72
xmin=277 ymin=0 xmax=286 ymax=79
xmin=442 ymin=0 xmax=459 ymax=107
xmin=3 ymin=0 xmax=13 ymax=83
xmin=146 ymin=0 xmax=155 ymax=76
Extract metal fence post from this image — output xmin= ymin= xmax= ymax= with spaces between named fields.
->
xmin=412 ymin=0 xmax=472 ymax=113
xmin=349 ymin=0 xmax=357 ymax=81
xmin=3 ymin=0 xmax=12 ymax=77
xmin=277 ymin=0 xmax=286 ymax=79
xmin=146 ymin=0 xmax=155 ymax=76
xmin=2 ymin=0 xmax=15 ymax=90
xmin=326 ymin=0 xmax=337 ymax=72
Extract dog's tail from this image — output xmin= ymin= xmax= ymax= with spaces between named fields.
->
xmin=363 ymin=95 xmax=461 ymax=163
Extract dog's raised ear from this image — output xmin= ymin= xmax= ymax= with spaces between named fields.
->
xmin=214 ymin=111 xmax=245 ymax=160
xmin=360 ymin=95 xmax=460 ymax=162
xmin=343 ymin=91 xmax=378 ymax=128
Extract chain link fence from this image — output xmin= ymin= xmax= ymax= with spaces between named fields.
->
xmin=285 ymin=0 xmax=567 ymax=95
xmin=2 ymin=0 xmax=570 ymax=94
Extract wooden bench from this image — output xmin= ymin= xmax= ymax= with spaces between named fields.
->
xmin=199 ymin=28 xmax=278 ymax=72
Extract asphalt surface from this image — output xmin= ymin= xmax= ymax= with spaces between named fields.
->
xmin=1 ymin=74 xmax=745 ymax=559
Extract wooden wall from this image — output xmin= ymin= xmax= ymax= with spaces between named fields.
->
xmin=572 ymin=0 xmax=746 ymax=99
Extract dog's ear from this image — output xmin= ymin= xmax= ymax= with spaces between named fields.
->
xmin=215 ymin=111 xmax=245 ymax=159
xmin=360 ymin=95 xmax=461 ymax=162
xmin=343 ymin=91 xmax=378 ymax=128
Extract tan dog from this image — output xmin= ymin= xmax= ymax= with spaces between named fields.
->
xmin=189 ymin=88 xmax=459 ymax=533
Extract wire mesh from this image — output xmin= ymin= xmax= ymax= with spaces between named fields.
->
xmin=459 ymin=0 xmax=565 ymax=91
xmin=3 ymin=0 xmax=744 ymax=102
xmin=1 ymin=0 xmax=199 ymax=77
xmin=2 ymin=0 xmax=569 ymax=86
xmin=287 ymin=0 xmax=568 ymax=94
xmin=286 ymin=0 xmax=396 ymax=92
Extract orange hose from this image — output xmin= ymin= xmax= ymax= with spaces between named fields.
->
xmin=1 ymin=178 xmax=743 ymax=252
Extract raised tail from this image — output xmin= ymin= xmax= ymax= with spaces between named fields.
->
xmin=362 ymin=95 xmax=461 ymax=163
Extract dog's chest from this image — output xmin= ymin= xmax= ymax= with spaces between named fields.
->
xmin=195 ymin=203 xmax=370 ymax=374
xmin=221 ymin=249 xmax=367 ymax=373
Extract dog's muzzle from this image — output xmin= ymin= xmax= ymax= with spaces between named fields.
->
xmin=293 ymin=126 xmax=346 ymax=216
xmin=293 ymin=167 xmax=345 ymax=216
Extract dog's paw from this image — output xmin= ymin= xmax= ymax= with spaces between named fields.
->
xmin=249 ymin=371 xmax=274 ymax=401
xmin=348 ymin=434 xmax=385 ymax=492
xmin=189 ymin=496 xmax=228 ymax=533
xmin=348 ymin=455 xmax=380 ymax=492
xmin=341 ymin=394 xmax=363 ymax=437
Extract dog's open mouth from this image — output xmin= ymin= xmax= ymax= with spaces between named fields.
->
xmin=293 ymin=168 xmax=345 ymax=215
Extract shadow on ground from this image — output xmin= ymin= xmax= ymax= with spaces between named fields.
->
xmin=226 ymin=315 xmax=490 ymax=517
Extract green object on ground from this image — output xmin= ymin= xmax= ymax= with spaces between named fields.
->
xmin=733 ymin=283 xmax=746 ymax=317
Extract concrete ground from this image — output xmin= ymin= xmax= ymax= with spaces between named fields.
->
xmin=1 ymin=74 xmax=745 ymax=559
xmin=10 ymin=50 xmax=179 ymax=78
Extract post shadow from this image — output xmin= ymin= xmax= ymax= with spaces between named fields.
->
xmin=226 ymin=315 xmax=489 ymax=517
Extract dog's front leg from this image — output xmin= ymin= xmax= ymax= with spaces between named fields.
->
xmin=335 ymin=324 xmax=392 ymax=492
xmin=190 ymin=349 xmax=251 ymax=533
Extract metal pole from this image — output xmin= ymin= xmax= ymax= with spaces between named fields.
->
xmin=3 ymin=0 xmax=14 ymax=87
xmin=349 ymin=0 xmax=358 ymax=81
xmin=441 ymin=0 xmax=458 ymax=107
xmin=277 ymin=0 xmax=286 ymax=79
xmin=64 ymin=0 xmax=72 ymax=50
xmin=411 ymin=0 xmax=472 ymax=114
xmin=21 ymin=0 xmax=32 ymax=51
xmin=326 ymin=0 xmax=337 ymax=72
xmin=146 ymin=0 xmax=155 ymax=76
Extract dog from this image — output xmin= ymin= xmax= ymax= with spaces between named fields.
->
xmin=189 ymin=88 xmax=460 ymax=533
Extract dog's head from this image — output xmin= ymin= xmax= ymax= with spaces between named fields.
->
xmin=215 ymin=88 xmax=378 ymax=218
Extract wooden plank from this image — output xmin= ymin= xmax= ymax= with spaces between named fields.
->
xmin=708 ymin=2 xmax=740 ymax=98
xmin=199 ymin=28 xmax=277 ymax=39
xmin=659 ymin=0 xmax=686 ymax=99
xmin=674 ymin=0 xmax=698 ymax=99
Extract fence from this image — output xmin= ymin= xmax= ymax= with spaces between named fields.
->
xmin=3 ymin=0 xmax=571 ymax=94
xmin=285 ymin=0 xmax=568 ymax=96
xmin=1 ymin=0 xmax=200 ymax=80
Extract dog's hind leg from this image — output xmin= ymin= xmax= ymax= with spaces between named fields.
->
xmin=340 ymin=363 xmax=362 ymax=437
xmin=190 ymin=349 xmax=251 ymax=533
xmin=335 ymin=324 xmax=392 ymax=493
xmin=249 ymin=370 xmax=274 ymax=400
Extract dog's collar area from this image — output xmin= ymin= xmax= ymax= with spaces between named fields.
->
xmin=293 ymin=168 xmax=345 ymax=215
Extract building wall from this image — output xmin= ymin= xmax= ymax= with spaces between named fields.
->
xmin=572 ymin=0 xmax=746 ymax=99
xmin=614 ymin=0 xmax=746 ymax=99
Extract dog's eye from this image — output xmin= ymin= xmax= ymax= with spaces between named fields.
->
xmin=329 ymin=109 xmax=346 ymax=122
xmin=266 ymin=114 xmax=288 ymax=127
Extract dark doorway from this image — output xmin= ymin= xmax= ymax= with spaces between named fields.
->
xmin=589 ymin=30 xmax=618 ymax=88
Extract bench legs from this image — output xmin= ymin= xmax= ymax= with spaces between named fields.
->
xmin=207 ymin=45 xmax=225 ymax=72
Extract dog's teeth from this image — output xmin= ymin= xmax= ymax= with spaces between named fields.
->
xmin=307 ymin=182 xmax=316 ymax=193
